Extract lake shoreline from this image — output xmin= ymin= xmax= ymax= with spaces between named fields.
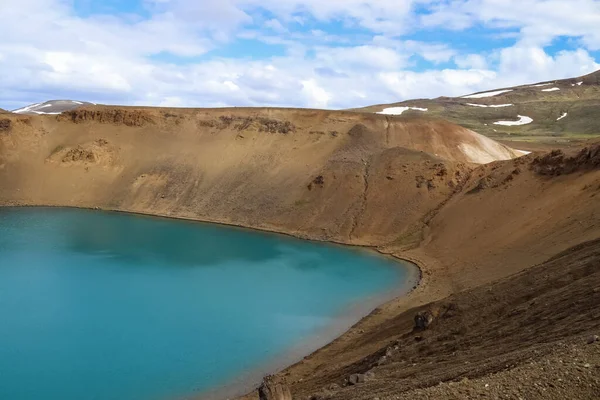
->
xmin=0 ymin=204 xmax=423 ymax=400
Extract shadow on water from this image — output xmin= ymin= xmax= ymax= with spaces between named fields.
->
xmin=1 ymin=207 xmax=287 ymax=268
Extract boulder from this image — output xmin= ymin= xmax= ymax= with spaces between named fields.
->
xmin=348 ymin=373 xmax=365 ymax=386
xmin=414 ymin=311 xmax=435 ymax=330
xmin=258 ymin=375 xmax=292 ymax=400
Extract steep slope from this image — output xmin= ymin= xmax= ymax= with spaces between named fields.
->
xmin=355 ymin=69 xmax=600 ymax=141
xmin=293 ymin=238 xmax=600 ymax=400
xmin=11 ymin=99 xmax=94 ymax=115
xmin=0 ymin=106 xmax=520 ymax=245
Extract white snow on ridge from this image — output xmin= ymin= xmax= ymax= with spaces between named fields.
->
xmin=542 ymin=87 xmax=560 ymax=92
xmin=11 ymin=100 xmax=92 ymax=115
xmin=466 ymin=103 xmax=513 ymax=108
xmin=493 ymin=115 xmax=533 ymax=126
xmin=12 ymin=102 xmax=42 ymax=114
xmin=557 ymin=112 xmax=568 ymax=121
xmin=530 ymin=83 xmax=553 ymax=87
xmin=461 ymin=89 xmax=513 ymax=99
xmin=577 ymin=82 xmax=583 ymax=86
xmin=516 ymin=150 xmax=532 ymax=156
xmin=377 ymin=107 xmax=428 ymax=115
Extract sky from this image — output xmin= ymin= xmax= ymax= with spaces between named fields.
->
xmin=2 ymin=0 xmax=600 ymax=110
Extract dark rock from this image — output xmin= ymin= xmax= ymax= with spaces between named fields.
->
xmin=0 ymin=119 xmax=11 ymax=132
xmin=587 ymin=335 xmax=599 ymax=344
xmin=414 ymin=310 xmax=435 ymax=330
xmin=531 ymin=144 xmax=600 ymax=175
xmin=348 ymin=373 xmax=365 ymax=385
xmin=258 ymin=375 xmax=292 ymax=400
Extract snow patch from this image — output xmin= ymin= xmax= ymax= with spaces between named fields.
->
xmin=461 ymin=89 xmax=513 ymax=99
xmin=12 ymin=102 xmax=42 ymax=114
xmin=377 ymin=107 xmax=428 ymax=115
xmin=557 ymin=112 xmax=568 ymax=121
xmin=541 ymin=87 xmax=560 ymax=92
xmin=516 ymin=149 xmax=532 ymax=156
xmin=530 ymin=83 xmax=552 ymax=87
xmin=493 ymin=115 xmax=533 ymax=126
xmin=466 ymin=103 xmax=513 ymax=108
xmin=72 ymin=101 xmax=83 ymax=105
xmin=577 ymin=81 xmax=583 ymax=86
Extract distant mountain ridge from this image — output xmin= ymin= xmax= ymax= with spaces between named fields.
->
xmin=356 ymin=69 xmax=600 ymax=140
xmin=11 ymin=100 xmax=94 ymax=115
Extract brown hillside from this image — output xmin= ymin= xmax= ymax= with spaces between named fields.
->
xmin=0 ymin=106 xmax=518 ymax=246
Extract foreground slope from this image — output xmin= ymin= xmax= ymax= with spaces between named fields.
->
xmin=356 ymin=69 xmax=600 ymax=141
xmin=292 ymin=238 xmax=600 ymax=400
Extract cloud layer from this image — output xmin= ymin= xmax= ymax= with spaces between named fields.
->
xmin=1 ymin=0 xmax=599 ymax=110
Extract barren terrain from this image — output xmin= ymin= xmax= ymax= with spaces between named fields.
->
xmin=0 ymin=105 xmax=599 ymax=400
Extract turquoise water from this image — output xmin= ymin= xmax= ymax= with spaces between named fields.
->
xmin=0 ymin=208 xmax=412 ymax=400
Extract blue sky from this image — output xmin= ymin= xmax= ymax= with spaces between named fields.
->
xmin=1 ymin=0 xmax=600 ymax=110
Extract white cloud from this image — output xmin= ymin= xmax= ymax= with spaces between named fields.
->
xmin=314 ymin=45 xmax=409 ymax=70
xmin=301 ymin=79 xmax=331 ymax=108
xmin=1 ymin=0 xmax=600 ymax=111
xmin=420 ymin=0 xmax=600 ymax=49
xmin=497 ymin=46 xmax=600 ymax=82
xmin=454 ymin=54 xmax=489 ymax=70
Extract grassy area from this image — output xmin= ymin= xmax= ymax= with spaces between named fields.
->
xmin=354 ymin=71 xmax=600 ymax=142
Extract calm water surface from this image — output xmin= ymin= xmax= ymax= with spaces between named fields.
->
xmin=0 ymin=208 xmax=412 ymax=400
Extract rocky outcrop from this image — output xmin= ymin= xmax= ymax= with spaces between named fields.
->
xmin=58 ymin=109 xmax=155 ymax=126
xmin=62 ymin=147 xmax=96 ymax=163
xmin=46 ymin=139 xmax=117 ymax=167
xmin=0 ymin=119 xmax=11 ymax=132
xmin=198 ymin=115 xmax=296 ymax=134
xmin=414 ymin=310 xmax=435 ymax=330
xmin=258 ymin=375 xmax=292 ymax=400
xmin=531 ymin=144 xmax=600 ymax=175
